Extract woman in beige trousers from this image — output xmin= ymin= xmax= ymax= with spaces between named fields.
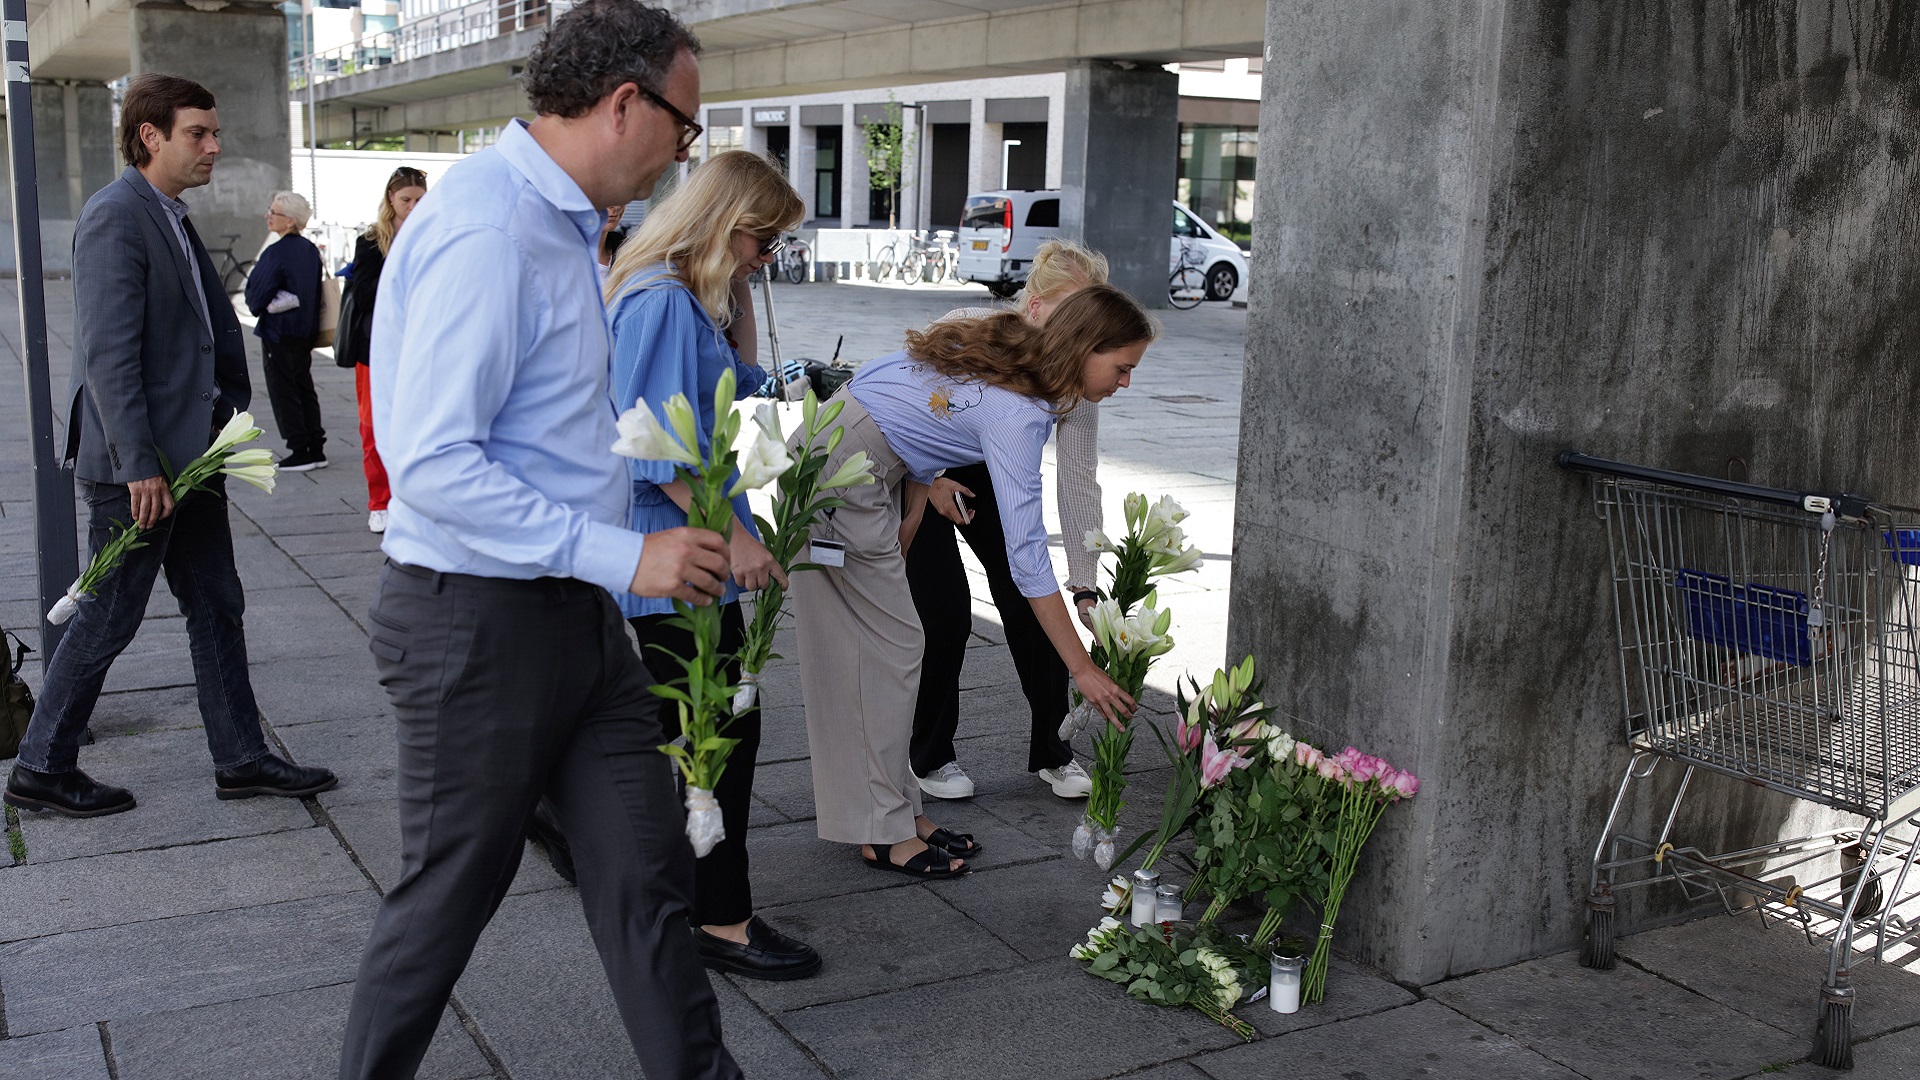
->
xmin=794 ymin=285 xmax=1155 ymax=877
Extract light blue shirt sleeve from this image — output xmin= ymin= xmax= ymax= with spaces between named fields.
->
xmin=983 ymin=410 xmax=1059 ymax=598
xmin=381 ymin=225 xmax=645 ymax=594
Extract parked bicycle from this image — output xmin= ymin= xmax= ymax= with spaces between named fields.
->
xmin=1169 ymin=239 xmax=1207 ymax=309
xmin=868 ymin=235 xmax=909 ymax=283
xmin=773 ymin=232 xmax=811 ymax=284
xmin=208 ymin=233 xmax=254 ymax=295
xmin=912 ymin=230 xmax=957 ymax=284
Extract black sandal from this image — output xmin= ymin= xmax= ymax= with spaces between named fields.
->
xmin=922 ymin=827 xmax=982 ymax=859
xmin=862 ymin=841 xmax=968 ymax=879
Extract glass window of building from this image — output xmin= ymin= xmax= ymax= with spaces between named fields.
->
xmin=1177 ymin=124 xmax=1257 ymax=246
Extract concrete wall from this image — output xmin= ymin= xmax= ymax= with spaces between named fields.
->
xmin=133 ymin=2 xmax=293 ymax=262
xmin=1230 ymin=0 xmax=1920 ymax=985
xmin=1061 ymin=61 xmax=1180 ymax=308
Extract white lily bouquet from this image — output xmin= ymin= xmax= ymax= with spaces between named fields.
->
xmin=1066 ymin=494 xmax=1202 ymax=869
xmin=732 ymin=393 xmax=875 ymax=712
xmin=48 ymin=412 xmax=278 ymax=625
xmin=611 ymin=368 xmax=795 ymax=857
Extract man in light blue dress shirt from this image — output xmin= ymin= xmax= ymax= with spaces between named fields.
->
xmin=337 ymin=5 xmax=742 ymax=1078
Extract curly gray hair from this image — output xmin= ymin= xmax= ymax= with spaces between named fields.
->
xmin=523 ymin=1 xmax=701 ymax=119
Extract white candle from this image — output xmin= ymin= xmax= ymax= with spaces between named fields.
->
xmin=1269 ymin=953 xmax=1304 ymax=1014
xmin=1129 ymin=869 xmax=1159 ymax=927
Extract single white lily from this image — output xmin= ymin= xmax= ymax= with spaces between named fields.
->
xmin=222 ymin=447 xmax=276 ymax=468
xmin=662 ymin=393 xmax=701 ymax=459
xmin=611 ymin=400 xmax=699 ymax=466
xmin=752 ymin=401 xmax=783 ymax=442
xmin=729 ymin=429 xmax=796 ymax=496
xmin=1084 ymin=527 xmax=1118 ymax=554
xmin=221 ymin=463 xmax=277 ymax=494
xmin=209 ymin=411 xmax=262 ymax=455
xmin=820 ymin=450 xmax=876 ymax=489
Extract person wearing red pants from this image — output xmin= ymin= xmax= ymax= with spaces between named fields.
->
xmin=336 ymin=165 xmax=426 ymax=533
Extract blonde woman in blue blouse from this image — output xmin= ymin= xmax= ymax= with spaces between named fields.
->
xmin=528 ymin=151 xmax=818 ymax=981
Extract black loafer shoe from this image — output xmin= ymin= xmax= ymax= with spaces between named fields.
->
xmin=214 ymin=753 xmax=337 ymax=800
xmin=695 ymin=916 xmax=822 ymax=981
xmin=4 ymin=764 xmax=136 ymax=818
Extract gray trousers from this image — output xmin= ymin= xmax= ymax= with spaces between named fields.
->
xmin=793 ymin=399 xmax=926 ymax=846
xmin=339 ymin=562 xmax=740 ymax=1080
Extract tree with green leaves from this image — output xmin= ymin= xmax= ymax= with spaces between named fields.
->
xmin=862 ymin=93 xmax=912 ymax=229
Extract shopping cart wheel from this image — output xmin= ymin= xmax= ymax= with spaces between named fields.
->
xmin=1814 ymin=977 xmax=1855 ymax=1070
xmin=1580 ymin=890 xmax=1616 ymax=970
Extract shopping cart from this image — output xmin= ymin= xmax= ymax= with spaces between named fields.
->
xmin=1560 ymin=452 xmax=1920 ymax=1069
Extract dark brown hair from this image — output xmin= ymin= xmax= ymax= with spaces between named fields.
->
xmin=523 ymin=0 xmax=700 ymax=119
xmin=903 ymin=283 xmax=1156 ymax=413
xmin=119 ymin=74 xmax=217 ymax=168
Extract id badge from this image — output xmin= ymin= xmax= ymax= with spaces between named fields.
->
xmin=810 ymin=538 xmax=847 ymax=568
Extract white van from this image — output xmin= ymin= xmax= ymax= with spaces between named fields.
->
xmin=953 ymin=191 xmax=1248 ymax=302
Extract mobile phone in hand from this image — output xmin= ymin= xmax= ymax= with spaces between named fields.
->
xmin=952 ymin=490 xmax=972 ymax=522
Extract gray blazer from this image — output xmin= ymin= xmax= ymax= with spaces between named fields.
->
xmin=64 ymin=166 xmax=249 ymax=484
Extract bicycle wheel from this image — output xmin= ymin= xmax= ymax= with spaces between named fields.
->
xmin=785 ymin=248 xmax=808 ymax=284
xmin=898 ymin=248 xmax=924 ymax=284
xmin=1169 ymin=267 xmax=1205 ymax=309
xmin=224 ymin=259 xmax=253 ymax=294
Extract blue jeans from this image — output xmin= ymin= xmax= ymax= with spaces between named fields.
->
xmin=18 ymin=478 xmax=269 ymax=774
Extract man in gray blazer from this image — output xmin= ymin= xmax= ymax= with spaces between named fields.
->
xmin=4 ymin=73 xmax=335 ymax=818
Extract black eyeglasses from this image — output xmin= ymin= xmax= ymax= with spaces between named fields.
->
xmin=756 ymin=235 xmax=786 ymax=258
xmin=641 ymin=88 xmax=703 ymax=153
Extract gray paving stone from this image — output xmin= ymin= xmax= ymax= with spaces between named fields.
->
xmin=105 ymin=982 xmax=489 ymax=1080
xmin=278 ymin=715 xmax=400 ymax=808
xmin=324 ymin=797 xmax=566 ymax=896
xmin=711 ymin=975 xmax=832 ymax=1080
xmin=929 ymin=854 xmax=1109 ymax=962
xmin=1193 ymin=999 xmax=1580 ymax=1080
xmin=0 ymin=891 xmax=376 ymax=1035
xmin=15 ymin=727 xmax=314 ymax=863
xmin=71 ymin=684 xmax=204 ymax=739
xmin=778 ymin=957 xmax=1242 ymax=1080
xmin=1427 ymin=951 xmax=1806 ymax=1080
xmin=290 ymin=549 xmax=385 ymax=583
xmin=741 ymin=821 xmax=919 ymax=909
xmin=750 ymin=758 xmax=818 ymax=821
xmin=0 ymin=1025 xmax=109 ymax=1080
xmin=748 ymin=793 xmax=790 ymax=826
xmin=1616 ymin=914 xmax=1920 ymax=1042
xmin=456 ymin=888 xmax=817 ymax=1079
xmin=250 ymin=653 xmax=391 ymax=727
xmin=732 ymin=884 xmax=1024 ymax=1012
xmin=0 ymin=828 xmax=361 ymax=942
xmin=1111 ymin=1065 xmax=1210 ymax=1080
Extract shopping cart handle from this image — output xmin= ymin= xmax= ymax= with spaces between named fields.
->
xmin=1557 ymin=451 xmax=1873 ymax=519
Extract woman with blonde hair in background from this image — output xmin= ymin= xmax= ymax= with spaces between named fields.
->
xmin=337 ymin=165 xmax=427 ymax=533
xmin=797 ymin=283 xmax=1154 ymax=879
xmin=527 ymin=150 xmax=822 ymax=981
xmin=907 ymin=240 xmax=1112 ymax=802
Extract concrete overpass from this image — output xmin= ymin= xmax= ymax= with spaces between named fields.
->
xmin=303 ymin=0 xmax=1263 ymax=145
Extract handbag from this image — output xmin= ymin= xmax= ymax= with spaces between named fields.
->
xmin=333 ymin=278 xmax=360 ymax=368
xmin=313 ymin=272 xmax=342 ymax=349
xmin=1 ymin=629 xmax=35 ymax=761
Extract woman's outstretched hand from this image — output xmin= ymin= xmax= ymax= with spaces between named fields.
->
xmin=1070 ymin=661 xmax=1135 ymax=730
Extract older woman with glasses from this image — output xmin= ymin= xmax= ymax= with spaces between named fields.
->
xmin=526 ymin=150 xmax=819 ymax=982
xmin=244 ymin=191 xmax=327 ymax=472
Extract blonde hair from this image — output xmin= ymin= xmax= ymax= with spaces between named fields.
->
xmin=605 ymin=151 xmax=805 ymax=326
xmin=903 ymin=284 xmax=1155 ymax=416
xmin=367 ymin=166 xmax=428 ymax=255
xmin=1012 ymin=239 xmax=1109 ymax=309
xmin=270 ymin=191 xmax=312 ymax=231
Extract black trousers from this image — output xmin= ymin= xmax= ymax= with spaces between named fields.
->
xmin=261 ymin=335 xmax=325 ymax=453
xmin=631 ymin=602 xmax=759 ymax=927
xmin=339 ymin=563 xmax=739 ymax=1080
xmin=905 ymin=462 xmax=1072 ymax=777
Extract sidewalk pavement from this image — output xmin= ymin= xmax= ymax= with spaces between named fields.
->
xmin=2 ymin=275 xmax=1918 ymax=1079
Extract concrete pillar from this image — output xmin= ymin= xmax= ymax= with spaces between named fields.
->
xmin=5 ymin=80 xmax=116 ymax=273
xmin=133 ymin=1 xmax=293 ymax=262
xmin=1060 ymin=61 xmax=1178 ymax=308
xmin=1230 ymin=0 xmax=1920 ymax=986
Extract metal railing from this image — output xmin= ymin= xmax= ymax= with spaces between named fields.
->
xmin=288 ymin=0 xmax=568 ymax=92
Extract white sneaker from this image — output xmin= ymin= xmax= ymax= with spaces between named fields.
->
xmin=1037 ymin=760 xmax=1093 ymax=799
xmin=917 ymin=761 xmax=975 ymax=800
xmin=367 ymin=510 xmax=388 ymax=534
